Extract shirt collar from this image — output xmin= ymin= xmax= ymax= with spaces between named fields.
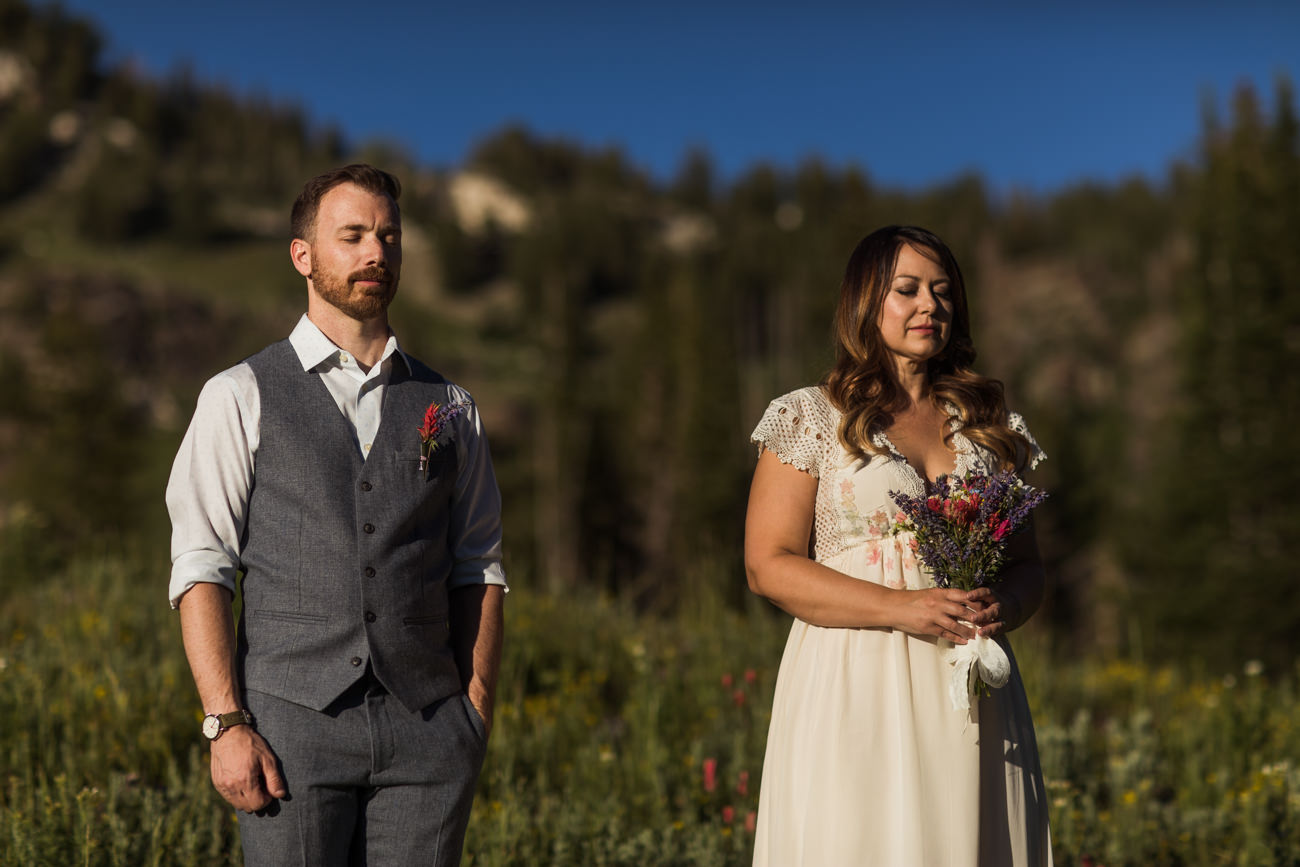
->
xmin=287 ymin=314 xmax=412 ymax=374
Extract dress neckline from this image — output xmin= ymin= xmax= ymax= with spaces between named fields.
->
xmin=870 ymin=426 xmax=969 ymax=487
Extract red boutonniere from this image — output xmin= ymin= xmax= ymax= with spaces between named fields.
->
xmin=417 ymin=400 xmax=465 ymax=477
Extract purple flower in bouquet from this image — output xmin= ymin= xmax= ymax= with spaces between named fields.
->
xmin=889 ymin=471 xmax=1047 ymax=592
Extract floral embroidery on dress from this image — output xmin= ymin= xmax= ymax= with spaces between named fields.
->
xmin=880 ymin=548 xmax=909 ymax=588
xmin=839 ymin=480 xmax=866 ymax=537
xmin=901 ymin=548 xmax=919 ymax=572
xmin=839 ymin=480 xmax=895 ymax=543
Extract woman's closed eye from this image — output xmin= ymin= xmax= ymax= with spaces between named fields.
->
xmin=895 ymin=283 xmax=950 ymax=299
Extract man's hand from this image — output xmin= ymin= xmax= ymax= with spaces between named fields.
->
xmin=468 ymin=690 xmax=493 ymax=739
xmin=451 ymin=584 xmax=504 ymax=743
xmin=179 ymin=584 xmax=285 ymax=809
xmin=209 ymin=726 xmax=287 ymax=812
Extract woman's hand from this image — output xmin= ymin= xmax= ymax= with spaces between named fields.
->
xmin=967 ymin=519 xmax=1044 ymax=638
xmin=888 ymin=587 xmax=993 ymax=644
xmin=969 ymin=588 xmax=1021 ymax=638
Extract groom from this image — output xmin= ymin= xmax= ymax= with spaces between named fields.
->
xmin=166 ymin=164 xmax=506 ymax=866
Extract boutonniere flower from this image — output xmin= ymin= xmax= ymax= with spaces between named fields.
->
xmin=417 ymin=399 xmax=465 ymax=476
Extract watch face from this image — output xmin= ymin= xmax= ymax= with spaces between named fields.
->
xmin=202 ymin=715 xmax=222 ymax=740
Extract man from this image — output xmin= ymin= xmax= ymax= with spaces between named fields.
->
xmin=166 ymin=164 xmax=506 ymax=866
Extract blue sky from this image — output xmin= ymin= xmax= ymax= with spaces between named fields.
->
xmin=46 ymin=0 xmax=1300 ymax=194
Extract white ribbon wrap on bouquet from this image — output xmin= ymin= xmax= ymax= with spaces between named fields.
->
xmin=942 ymin=626 xmax=1011 ymax=711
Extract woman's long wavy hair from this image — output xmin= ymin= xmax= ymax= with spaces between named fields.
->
xmin=821 ymin=225 xmax=1033 ymax=472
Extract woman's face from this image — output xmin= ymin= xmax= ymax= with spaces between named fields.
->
xmin=877 ymin=243 xmax=954 ymax=368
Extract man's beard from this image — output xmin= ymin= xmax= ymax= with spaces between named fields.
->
xmin=311 ymin=264 xmax=398 ymax=320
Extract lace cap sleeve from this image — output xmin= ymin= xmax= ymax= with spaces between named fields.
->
xmin=1008 ymin=411 xmax=1047 ymax=470
xmin=750 ymin=387 xmax=835 ymax=478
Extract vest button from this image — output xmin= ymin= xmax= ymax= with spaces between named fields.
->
xmin=350 ymin=657 xmax=362 ymax=666
xmin=364 ymin=566 xmax=376 ymax=577
xmin=363 ymin=523 xmax=375 ymax=534
xmin=360 ymin=481 xmax=372 ymax=492
xmin=365 ymin=611 xmax=377 ymax=623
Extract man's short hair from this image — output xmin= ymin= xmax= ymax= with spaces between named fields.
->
xmin=290 ymin=164 xmax=402 ymax=242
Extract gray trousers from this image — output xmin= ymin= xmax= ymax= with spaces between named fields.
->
xmin=238 ymin=677 xmax=487 ymax=866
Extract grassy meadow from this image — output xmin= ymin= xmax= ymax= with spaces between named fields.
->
xmin=2 ymin=547 xmax=1298 ymax=866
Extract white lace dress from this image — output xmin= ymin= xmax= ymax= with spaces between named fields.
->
xmin=750 ymin=386 xmax=1053 ymax=867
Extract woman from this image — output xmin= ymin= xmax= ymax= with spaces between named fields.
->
xmin=745 ymin=226 xmax=1052 ymax=866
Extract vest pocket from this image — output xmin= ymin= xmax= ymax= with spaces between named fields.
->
xmin=401 ymin=452 xmax=454 ymax=485
xmin=250 ymin=609 xmax=329 ymax=624
xmin=401 ymin=614 xmax=447 ymax=626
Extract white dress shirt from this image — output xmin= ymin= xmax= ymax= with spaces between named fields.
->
xmin=166 ymin=314 xmax=506 ymax=608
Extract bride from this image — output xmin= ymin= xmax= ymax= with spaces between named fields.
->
xmin=745 ymin=225 xmax=1053 ymax=866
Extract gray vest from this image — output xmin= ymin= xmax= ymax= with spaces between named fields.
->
xmin=237 ymin=340 xmax=462 ymax=712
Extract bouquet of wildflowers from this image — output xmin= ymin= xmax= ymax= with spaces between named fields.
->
xmin=889 ymin=471 xmax=1047 ymax=709
xmin=890 ymin=471 xmax=1047 ymax=592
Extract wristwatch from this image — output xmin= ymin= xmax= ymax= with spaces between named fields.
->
xmin=201 ymin=709 xmax=254 ymax=741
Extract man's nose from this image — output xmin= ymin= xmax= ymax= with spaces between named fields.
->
xmin=362 ymin=235 xmax=387 ymax=265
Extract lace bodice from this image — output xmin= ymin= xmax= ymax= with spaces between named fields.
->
xmin=750 ymin=386 xmax=1045 ymax=563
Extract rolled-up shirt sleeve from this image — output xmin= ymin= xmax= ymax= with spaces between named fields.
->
xmin=447 ymin=384 xmax=507 ymax=590
xmin=166 ymin=365 xmax=259 ymax=608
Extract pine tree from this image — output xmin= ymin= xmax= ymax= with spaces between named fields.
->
xmin=1131 ymin=80 xmax=1300 ymax=664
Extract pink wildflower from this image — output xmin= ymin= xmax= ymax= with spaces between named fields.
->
xmin=417 ymin=401 xmax=442 ymax=442
xmin=745 ymin=811 xmax=757 ymax=833
xmin=721 ymin=806 xmax=735 ymax=824
xmin=732 ymin=688 xmax=746 ymax=708
xmin=736 ymin=770 xmax=750 ymax=796
xmin=703 ymin=758 xmax=717 ymax=792
xmin=744 ymin=668 xmax=757 ymax=685
xmin=721 ymin=672 xmax=733 ymax=688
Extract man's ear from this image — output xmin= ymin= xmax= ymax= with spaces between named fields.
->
xmin=290 ymin=238 xmax=313 ymax=278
